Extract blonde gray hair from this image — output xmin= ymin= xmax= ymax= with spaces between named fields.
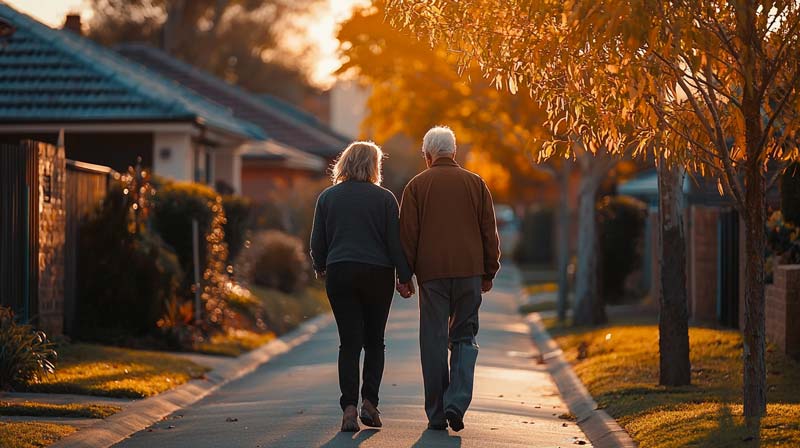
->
xmin=422 ymin=126 xmax=456 ymax=159
xmin=331 ymin=141 xmax=384 ymax=185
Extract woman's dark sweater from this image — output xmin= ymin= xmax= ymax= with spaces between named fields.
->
xmin=310 ymin=181 xmax=413 ymax=283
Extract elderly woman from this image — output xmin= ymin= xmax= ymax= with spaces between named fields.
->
xmin=310 ymin=141 xmax=414 ymax=432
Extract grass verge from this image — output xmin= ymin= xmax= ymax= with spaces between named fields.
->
xmin=0 ymin=421 xmax=76 ymax=448
xmin=26 ymin=344 xmax=209 ymax=398
xmin=252 ymin=286 xmax=330 ymax=336
xmin=518 ymin=300 xmax=558 ymax=314
xmin=546 ymin=317 xmax=800 ymax=447
xmin=195 ymin=329 xmax=276 ymax=357
xmin=0 ymin=401 xmax=120 ymax=419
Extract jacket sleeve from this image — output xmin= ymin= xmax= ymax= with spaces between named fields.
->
xmin=480 ymin=180 xmax=501 ymax=280
xmin=386 ymin=194 xmax=413 ymax=283
xmin=399 ymin=183 xmax=419 ymax=275
xmin=309 ymin=195 xmax=328 ymax=272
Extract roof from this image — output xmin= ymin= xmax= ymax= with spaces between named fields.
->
xmin=240 ymin=140 xmax=327 ymax=172
xmin=0 ymin=4 xmax=264 ymax=139
xmin=116 ymin=43 xmax=350 ymax=158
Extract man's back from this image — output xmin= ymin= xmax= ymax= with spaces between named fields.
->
xmin=399 ymin=157 xmax=501 ymax=283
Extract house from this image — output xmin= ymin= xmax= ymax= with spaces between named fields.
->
xmin=0 ymin=5 xmax=264 ymax=192
xmin=115 ymin=44 xmax=351 ymax=199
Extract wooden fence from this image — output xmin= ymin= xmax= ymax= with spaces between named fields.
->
xmin=0 ymin=141 xmax=41 ymax=323
xmin=64 ymin=160 xmax=113 ymax=335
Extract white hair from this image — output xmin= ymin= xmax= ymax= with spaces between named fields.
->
xmin=422 ymin=126 xmax=456 ymax=159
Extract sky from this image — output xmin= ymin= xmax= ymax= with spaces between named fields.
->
xmin=3 ymin=0 xmax=368 ymax=87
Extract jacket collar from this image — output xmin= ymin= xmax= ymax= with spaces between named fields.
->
xmin=431 ymin=157 xmax=459 ymax=168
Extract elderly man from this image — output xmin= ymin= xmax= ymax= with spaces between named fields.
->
xmin=398 ymin=126 xmax=501 ymax=432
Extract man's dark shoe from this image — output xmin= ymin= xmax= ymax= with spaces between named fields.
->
xmin=445 ymin=410 xmax=464 ymax=432
xmin=359 ymin=399 xmax=382 ymax=428
xmin=427 ymin=421 xmax=448 ymax=430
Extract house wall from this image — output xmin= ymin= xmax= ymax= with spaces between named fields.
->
xmin=766 ymin=265 xmax=800 ymax=359
xmin=240 ymin=164 xmax=322 ymax=203
xmin=330 ymin=81 xmax=370 ymax=139
xmin=153 ymin=132 xmax=193 ymax=183
xmin=64 ymin=133 xmax=153 ymax=172
xmin=689 ymin=206 xmax=719 ymax=322
xmin=213 ymin=145 xmax=242 ymax=193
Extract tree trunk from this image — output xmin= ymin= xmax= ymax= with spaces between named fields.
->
xmin=657 ymin=160 xmax=691 ymax=386
xmin=556 ymin=161 xmax=571 ymax=322
xmin=742 ymin=167 xmax=766 ymax=418
xmin=162 ymin=0 xmax=187 ymax=54
xmin=573 ymin=167 xmax=606 ymax=326
xmin=737 ymin=1 xmax=767 ymax=419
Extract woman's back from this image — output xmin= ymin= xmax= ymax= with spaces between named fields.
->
xmin=310 ymin=181 xmax=411 ymax=282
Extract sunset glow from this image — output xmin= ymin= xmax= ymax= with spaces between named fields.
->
xmin=3 ymin=0 xmax=368 ymax=87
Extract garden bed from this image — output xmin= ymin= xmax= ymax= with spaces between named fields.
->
xmin=545 ymin=316 xmax=800 ymax=447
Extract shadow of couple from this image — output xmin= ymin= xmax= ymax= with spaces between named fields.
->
xmin=319 ymin=428 xmax=462 ymax=447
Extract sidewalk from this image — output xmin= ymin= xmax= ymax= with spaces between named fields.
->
xmin=110 ymin=267 xmax=591 ymax=447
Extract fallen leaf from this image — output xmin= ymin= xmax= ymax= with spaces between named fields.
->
xmin=226 ymin=417 xmax=238 ymax=422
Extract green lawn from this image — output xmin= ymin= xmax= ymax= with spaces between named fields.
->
xmin=0 ymin=422 xmax=76 ymax=448
xmin=0 ymin=401 xmax=120 ymax=419
xmin=26 ymin=343 xmax=209 ymax=398
xmin=546 ymin=317 xmax=800 ymax=447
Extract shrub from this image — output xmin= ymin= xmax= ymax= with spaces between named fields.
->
xmin=252 ymin=178 xmax=329 ymax=243
xmin=75 ymin=182 xmax=182 ymax=340
xmin=222 ymin=195 xmax=253 ymax=262
xmin=781 ymin=163 xmax=800 ymax=226
xmin=597 ymin=195 xmax=647 ymax=304
xmin=0 ymin=307 xmax=57 ymax=391
xmin=151 ymin=182 xmax=218 ymax=274
xmin=513 ymin=206 xmax=555 ymax=265
xmin=766 ymin=211 xmax=800 ymax=282
xmin=244 ymin=230 xmax=309 ymax=294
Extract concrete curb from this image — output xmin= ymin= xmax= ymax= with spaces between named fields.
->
xmin=52 ymin=313 xmax=334 ymax=448
xmin=526 ymin=313 xmax=638 ymax=448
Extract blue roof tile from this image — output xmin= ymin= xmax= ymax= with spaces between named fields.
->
xmin=0 ymin=4 xmax=264 ymax=139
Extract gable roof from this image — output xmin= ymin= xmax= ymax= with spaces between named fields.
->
xmin=116 ymin=43 xmax=349 ymax=158
xmin=0 ymin=4 xmax=264 ymax=140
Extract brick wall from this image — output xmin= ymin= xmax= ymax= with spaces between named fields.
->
xmin=689 ymin=206 xmax=719 ymax=322
xmin=37 ymin=142 xmax=66 ymax=337
xmin=766 ymin=265 xmax=800 ymax=359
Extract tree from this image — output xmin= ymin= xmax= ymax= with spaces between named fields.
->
xmin=88 ymin=0 xmax=321 ymax=104
xmin=387 ymin=0 xmax=800 ymax=418
xmin=339 ymin=2 xmax=636 ymax=325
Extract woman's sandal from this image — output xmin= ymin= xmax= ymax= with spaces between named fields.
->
xmin=359 ymin=399 xmax=383 ymax=428
xmin=341 ymin=405 xmax=360 ymax=432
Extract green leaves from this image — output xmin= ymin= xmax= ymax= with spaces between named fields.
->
xmin=0 ymin=307 xmax=57 ymax=391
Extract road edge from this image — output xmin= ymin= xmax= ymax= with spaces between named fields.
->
xmin=51 ymin=312 xmax=335 ymax=448
xmin=526 ymin=312 xmax=638 ymax=448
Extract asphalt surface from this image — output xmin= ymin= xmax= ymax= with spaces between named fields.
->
xmin=114 ymin=269 xmax=590 ymax=448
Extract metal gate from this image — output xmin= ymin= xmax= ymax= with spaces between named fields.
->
xmin=0 ymin=141 xmax=40 ymax=322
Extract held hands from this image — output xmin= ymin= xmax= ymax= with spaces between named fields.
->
xmin=315 ymin=270 xmax=326 ymax=280
xmin=396 ymin=280 xmax=415 ymax=299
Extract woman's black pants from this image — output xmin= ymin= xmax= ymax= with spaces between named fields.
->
xmin=325 ymin=262 xmax=395 ymax=411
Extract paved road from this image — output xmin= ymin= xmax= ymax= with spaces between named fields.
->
xmin=115 ymin=269 xmax=590 ymax=447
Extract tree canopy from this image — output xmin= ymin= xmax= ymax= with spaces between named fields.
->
xmin=387 ymin=0 xmax=800 ymax=418
xmin=88 ymin=0 xmax=323 ymax=103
